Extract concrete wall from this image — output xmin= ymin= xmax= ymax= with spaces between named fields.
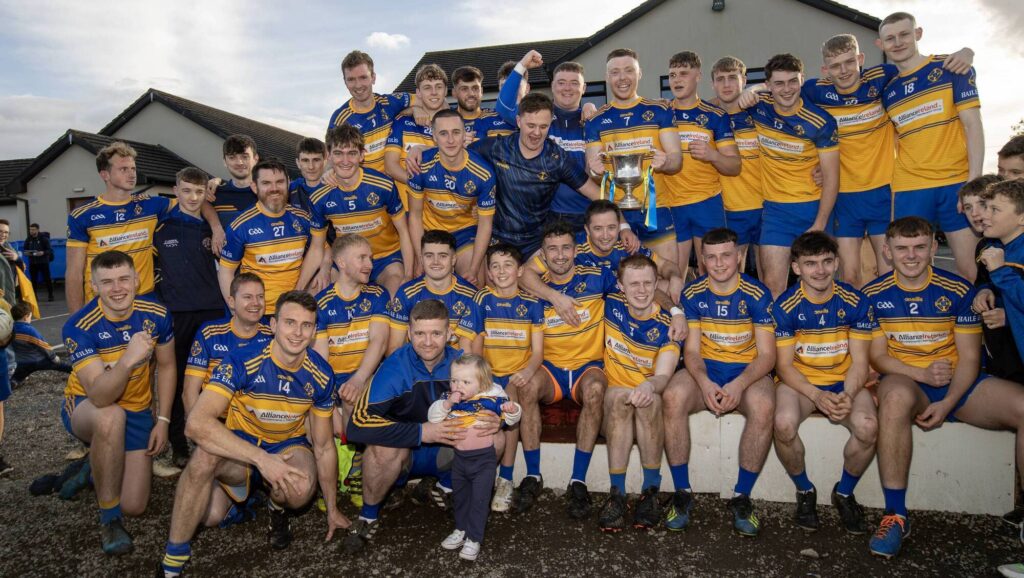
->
xmin=570 ymin=0 xmax=884 ymax=102
xmin=0 ymin=204 xmax=27 ymax=240
xmin=107 ymin=102 xmax=227 ymax=178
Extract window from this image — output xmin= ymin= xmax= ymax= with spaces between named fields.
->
xmin=745 ymin=67 xmax=767 ymax=84
xmin=581 ymin=81 xmax=607 ymax=108
xmin=660 ymin=76 xmax=673 ymax=101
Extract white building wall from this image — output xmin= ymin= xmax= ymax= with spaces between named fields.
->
xmin=107 ymin=102 xmax=228 ymax=178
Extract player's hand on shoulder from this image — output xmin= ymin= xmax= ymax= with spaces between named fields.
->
xmin=736 ymin=88 xmax=761 ymax=110
xmin=405 ymin=146 xmax=427 ymax=176
xmin=205 ymin=178 xmax=222 ymax=202
xmin=620 ymin=228 xmax=640 ymax=253
xmin=322 ymin=168 xmax=341 ymax=189
xmin=942 ymin=47 xmax=974 ymax=75
xmin=582 ymin=102 xmax=598 ymax=122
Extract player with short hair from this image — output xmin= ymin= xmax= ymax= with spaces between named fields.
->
xmin=709 ymin=56 xmax=764 ymax=268
xmin=329 ymin=50 xmax=414 ymax=173
xmin=864 ymin=216 xmax=1024 ymax=558
xmin=385 ymin=64 xmax=450 ymax=209
xmin=497 ymin=60 xmax=529 ymax=104
xmin=387 ymin=230 xmax=479 ymax=358
xmin=585 ymin=48 xmax=684 ymax=266
xmin=772 ymin=232 xmax=878 ymax=534
xmin=310 ymin=125 xmax=414 ymax=298
xmin=597 ymin=254 xmax=680 ymax=532
xmin=664 ymin=51 xmax=740 ymax=279
xmin=159 ymin=291 xmax=346 ymax=577
xmin=453 ymin=65 xmax=514 ymax=142
xmin=210 ymin=135 xmax=260 ymax=229
xmin=998 ymin=136 xmax=1024 ymax=181
xmin=746 ymin=54 xmax=839 ymax=299
xmin=218 ymin=159 xmax=320 ymax=316
xmin=182 ymin=273 xmax=273 ymax=414
xmin=344 ymin=299 xmax=503 ymax=554
xmin=290 ymin=137 xmax=327 ymax=214
xmin=877 ymin=12 xmax=983 ymax=282
xmin=663 ymin=227 xmax=776 ymax=535
xmin=457 ymin=242 xmax=545 ymax=512
xmin=62 ymin=250 xmax=175 ymax=555
xmin=406 ymin=108 xmax=496 ymax=287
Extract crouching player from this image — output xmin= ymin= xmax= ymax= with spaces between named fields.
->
xmin=772 ymin=232 xmax=878 ymax=534
xmin=159 ymin=292 xmax=347 ymax=577
xmin=598 ymin=255 xmax=680 ymax=532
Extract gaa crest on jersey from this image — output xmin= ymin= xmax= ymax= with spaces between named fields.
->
xmin=516 ymin=304 xmax=528 ymax=318
xmin=574 ymin=282 xmax=587 ymax=294
xmin=927 ymin=68 xmax=943 ymax=83
xmin=537 ymin=171 xmax=548 ymax=181
xmin=934 ymin=295 xmax=952 ymax=313
xmin=304 ymin=381 xmax=314 ymax=398
xmin=367 ymin=192 xmax=380 ymax=206
xmin=867 ymin=85 xmax=879 ymax=99
xmin=134 ymin=204 xmax=143 ymax=216
xmin=642 ymin=110 xmax=655 ymax=122
xmin=837 ymin=307 xmax=846 ymax=320
xmin=215 ymin=363 xmax=233 ymax=382
xmin=794 ymin=124 xmax=805 ymax=136
xmin=867 ymin=305 xmax=875 ymax=322
xmin=291 ymin=219 xmax=303 ymax=233
xmin=359 ymin=298 xmax=371 ymax=313
xmin=143 ymin=319 xmax=156 ymax=336
xmin=737 ymin=299 xmax=748 ymax=317
xmin=451 ymin=301 xmax=468 ymax=318
xmin=646 ymin=327 xmax=660 ymax=342
xmin=65 ymin=338 xmax=77 ymax=353
xmin=464 ymin=180 xmax=477 ymax=195
xmin=696 ymin=114 xmax=709 ymax=127
xmin=386 ymin=298 xmax=402 ymax=314
xmin=190 ymin=340 xmax=202 ymax=356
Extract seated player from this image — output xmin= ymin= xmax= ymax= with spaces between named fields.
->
xmin=182 ymin=273 xmax=272 ymax=414
xmin=344 ymin=299 xmax=502 ymax=554
xmin=863 ymin=217 xmax=1024 ymax=558
xmin=407 ymin=109 xmax=496 ymax=287
xmin=218 ymin=159 xmax=320 ymax=316
xmin=384 ymin=64 xmax=450 ymax=209
xmin=772 ymin=232 xmax=878 ymax=534
xmin=597 ymin=255 xmax=680 ymax=532
xmin=663 ymin=228 xmax=776 ymax=535
xmin=159 ymin=292 xmax=346 ymax=577
xmin=61 ymin=250 xmax=175 ymax=555
xmin=310 ymin=125 xmax=414 ymax=297
xmin=387 ymin=230 xmax=478 ymax=356
xmin=458 ymin=243 xmax=545 ymax=512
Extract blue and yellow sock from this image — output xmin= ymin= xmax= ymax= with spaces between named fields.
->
xmin=734 ymin=467 xmax=759 ymax=497
xmin=790 ymin=470 xmax=814 ymax=492
xmin=836 ymin=469 xmax=861 ymax=497
xmin=669 ymin=463 xmax=691 ymax=492
xmin=98 ymin=498 xmax=122 ymax=525
xmin=570 ymin=449 xmax=592 ymax=484
xmin=882 ymin=487 xmax=908 ymax=518
xmin=161 ymin=541 xmax=191 ymax=577
xmin=524 ymin=448 xmax=541 ymax=479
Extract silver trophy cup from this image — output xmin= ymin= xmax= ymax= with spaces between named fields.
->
xmin=602 ymin=151 xmax=646 ymax=210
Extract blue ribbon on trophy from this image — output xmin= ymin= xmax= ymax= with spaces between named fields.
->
xmin=599 ymin=150 xmax=655 ymax=231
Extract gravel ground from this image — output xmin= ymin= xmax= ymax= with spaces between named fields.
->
xmin=1 ymin=372 xmax=1021 ymax=577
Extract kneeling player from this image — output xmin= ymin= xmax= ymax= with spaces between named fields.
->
xmin=159 ymin=292 xmax=347 ymax=577
xmin=772 ymin=232 xmax=877 ymax=533
xmin=598 ymin=255 xmax=680 ymax=532
xmin=864 ymin=217 xmax=1024 ymax=558
xmin=663 ymin=228 xmax=776 ymax=535
xmin=62 ymin=250 xmax=176 ymax=555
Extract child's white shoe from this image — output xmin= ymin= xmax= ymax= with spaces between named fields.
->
xmin=460 ymin=539 xmax=481 ymax=561
xmin=441 ymin=529 xmax=466 ymax=550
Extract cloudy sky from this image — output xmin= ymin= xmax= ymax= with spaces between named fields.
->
xmin=1 ymin=0 xmax=1020 ymax=170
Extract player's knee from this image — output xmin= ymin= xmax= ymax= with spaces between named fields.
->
xmin=93 ymin=405 xmax=127 ymax=438
xmin=878 ymin=384 xmax=917 ymax=415
xmin=853 ymin=413 xmax=879 ymax=446
xmin=773 ymin=413 xmax=799 ymax=443
xmin=607 ymin=394 xmax=633 ymax=423
xmin=636 ymin=395 xmax=662 ymax=420
xmin=184 ymin=448 xmax=219 ymax=478
xmin=120 ymin=497 xmax=147 ymax=518
xmin=748 ymin=399 xmax=775 ymax=430
xmin=579 ymin=380 xmax=606 ymax=408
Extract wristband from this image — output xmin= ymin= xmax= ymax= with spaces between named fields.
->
xmin=619 ymin=222 xmax=632 ymax=231
xmin=514 ymin=62 xmax=527 ymax=76
xmin=670 ymin=306 xmax=684 ymax=317
xmin=157 ymin=415 xmax=171 ymax=424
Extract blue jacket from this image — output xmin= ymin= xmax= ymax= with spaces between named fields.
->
xmin=990 ymin=233 xmax=1024 ymax=363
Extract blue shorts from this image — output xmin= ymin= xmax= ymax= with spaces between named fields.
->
xmin=815 ymin=381 xmax=845 ymax=395
xmin=220 ymin=431 xmax=310 ymax=502
xmin=540 ymin=359 xmax=604 ymax=404
xmin=397 ymin=445 xmax=454 ymax=487
xmin=334 ymin=372 xmax=353 ymax=399
xmin=624 ymin=207 xmax=675 ymax=244
xmin=371 ymin=250 xmax=403 ymax=282
xmin=451 ymin=227 xmax=477 ymax=253
xmin=61 ymin=395 xmax=153 ymax=452
xmin=726 ymin=208 xmax=763 ymax=246
xmin=671 ymin=194 xmax=726 ymax=242
xmin=834 ymin=185 xmax=892 ymax=238
xmin=493 ymin=374 xmax=511 ymax=388
xmin=894 ymin=182 xmax=969 ymax=233
xmin=915 ymin=372 xmax=985 ymax=423
xmin=759 ymin=200 xmax=827 ymax=247
xmin=705 ymin=359 xmax=744 ymax=387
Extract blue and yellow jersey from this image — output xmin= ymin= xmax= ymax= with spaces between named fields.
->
xmin=721 ymin=109 xmax=764 ymax=211
xmin=62 ymin=295 xmax=174 ymax=412
xmin=387 ymin=274 xmax=479 ymax=343
xmin=750 ymin=96 xmax=839 ymax=204
xmin=385 ymin=114 xmax=436 ymax=207
xmin=603 ymin=293 xmax=679 ymax=388
xmin=211 ymin=181 xmax=257 ymax=230
xmin=862 ymin=267 xmax=979 ymax=371
xmin=407 ymin=148 xmax=496 ymax=237
xmin=773 ymin=281 xmax=876 ymax=387
xmin=682 ymin=273 xmax=774 ymax=365
xmin=459 ymin=288 xmax=544 ymax=377
xmin=542 ymin=265 xmax=619 ymax=368
xmin=803 ymin=64 xmax=898 ymax=194
xmin=66 ymin=193 xmax=173 ymax=299
xmin=315 ymin=282 xmax=390 ymax=380
xmin=308 ymin=168 xmax=404 ymax=261
xmin=664 ymin=99 xmax=735 ymax=206
xmin=462 ymin=108 xmax=515 ymax=141
xmin=208 ymin=342 xmax=334 ymax=444
xmin=220 ymin=203 xmax=311 ymax=315
xmin=585 ymin=98 xmax=677 ymax=208
xmin=328 ymin=92 xmax=413 ymax=172
xmin=436 ymin=385 xmax=509 ymax=428
xmin=185 ymin=317 xmax=273 ymax=388
xmin=882 ymin=57 xmax=980 ymax=192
